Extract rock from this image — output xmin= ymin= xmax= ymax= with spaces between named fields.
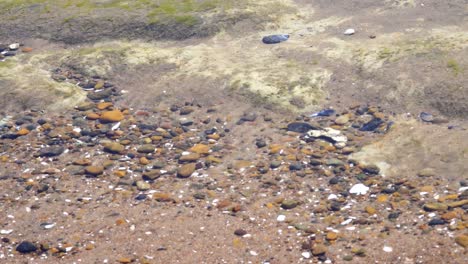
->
xmin=103 ymin=142 xmax=125 ymax=154
xmin=310 ymin=109 xmax=335 ymax=117
xmin=344 ymin=28 xmax=355 ymax=35
xmin=137 ymin=144 xmax=155 ymax=153
xmin=423 ymin=203 xmax=448 ymax=212
xmin=142 ymin=170 xmax=161 ymax=181
xmin=365 ymin=206 xmax=376 ymax=214
xmin=307 ymin=127 xmax=347 ymax=147
xmin=326 ymin=232 xmax=338 ymax=241
xmin=136 ymin=180 xmax=150 ymax=191
xmin=418 ymin=168 xmax=436 ymax=177
xmin=85 ymin=166 xmax=104 ymax=176
xmin=360 ymin=118 xmax=384 ymax=132
xmin=419 ymin=112 xmax=434 ymax=122
xmin=16 ymin=128 xmax=30 ymax=136
xmin=9 ymin=43 xmax=20 ymax=50
xmin=270 ymin=160 xmax=282 ymax=169
xmin=87 ymin=89 xmax=113 ymax=100
xmin=335 ymin=115 xmax=349 ymax=125
xmin=76 ymin=102 xmax=95 ymax=111
xmin=234 ymin=229 xmax=247 ymax=236
xmin=441 ymin=211 xmax=458 ymax=221
xmin=281 ymin=200 xmax=299 ymax=209
xmin=455 ymin=235 xmax=468 ymax=248
xmin=179 ymin=153 xmax=200 ymax=162
xmin=256 ymin=139 xmax=267 ymax=148
xmin=16 ymin=241 xmax=37 ymax=253
xmin=312 ymin=244 xmax=327 ymax=256
xmin=20 ymin=47 xmax=33 ymax=53
xmin=189 ymin=144 xmax=210 ymax=154
xmin=179 ymin=106 xmax=194 ymax=115
xmin=362 ymin=164 xmax=380 ymax=175
xmin=96 ymin=102 xmax=113 ymax=110
xmin=240 ymin=112 xmax=257 ymax=122
xmin=428 ymin=218 xmax=446 ymax=226
xmin=349 ymin=184 xmax=369 ymax=195
xmin=287 ymin=122 xmax=316 ymax=133
xmin=262 ymin=34 xmax=289 ymax=44
xmin=177 ymin=163 xmax=196 ymax=178
xmin=39 ymin=146 xmax=65 ymax=157
xmin=153 ymin=192 xmax=173 ymax=202
xmin=99 ymin=110 xmax=124 ymax=123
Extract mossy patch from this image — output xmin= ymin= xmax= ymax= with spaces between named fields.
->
xmin=0 ymin=55 xmax=86 ymax=111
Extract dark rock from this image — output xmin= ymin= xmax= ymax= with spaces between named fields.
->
xmin=87 ymin=89 xmax=113 ymax=100
xmin=135 ymin=194 xmax=147 ymax=200
xmin=281 ymin=200 xmax=299 ymax=209
xmin=360 ymin=118 xmax=384 ymax=132
xmin=289 ymin=163 xmax=303 ymax=171
xmin=329 ymin=177 xmax=340 ymax=185
xmin=16 ymin=241 xmax=37 ymax=254
xmin=270 ymin=160 xmax=282 ymax=169
xmin=240 ymin=113 xmax=257 ymax=122
xmin=287 ymin=122 xmax=317 ymax=133
xmin=362 ymin=164 xmax=380 ymax=174
xmin=388 ymin=212 xmax=400 ymax=220
xmin=39 ymin=146 xmax=65 ymax=157
xmin=262 ymin=34 xmax=289 ymax=44
xmin=428 ymin=218 xmax=446 ymax=226
xmin=256 ymin=139 xmax=267 ymax=148
xmin=234 ymin=229 xmax=248 ymax=236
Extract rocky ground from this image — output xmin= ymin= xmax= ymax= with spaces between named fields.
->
xmin=0 ymin=0 xmax=467 ymax=263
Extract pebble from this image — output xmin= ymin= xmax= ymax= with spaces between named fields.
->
xmin=16 ymin=241 xmax=37 ymax=254
xmin=455 ymin=235 xmax=468 ymax=248
xmin=136 ymin=180 xmax=151 ymax=191
xmin=177 ymin=163 xmax=196 ymax=178
xmin=103 ymin=142 xmax=125 ymax=154
xmin=281 ymin=200 xmax=299 ymax=209
xmin=234 ymin=229 xmax=247 ymax=236
xmin=39 ymin=146 xmax=65 ymax=157
xmin=277 ymin=215 xmax=286 ymax=222
xmin=312 ymin=244 xmax=327 ymax=256
xmin=344 ymin=28 xmax=355 ymax=35
xmin=349 ymin=184 xmax=369 ymax=195
xmin=335 ymin=115 xmax=349 ymax=125
xmin=137 ymin=144 xmax=155 ymax=153
xmin=100 ymin=110 xmax=124 ymax=123
xmin=423 ymin=203 xmax=448 ymax=212
xmin=85 ymin=166 xmax=104 ymax=176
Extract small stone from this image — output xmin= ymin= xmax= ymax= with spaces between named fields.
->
xmin=179 ymin=106 xmax=194 ymax=115
xmin=418 ymin=168 xmax=436 ymax=177
xmin=21 ymin=47 xmax=33 ymax=53
xmin=99 ymin=110 xmax=124 ymax=123
xmin=365 ymin=206 xmax=376 ymax=214
xmin=103 ymin=142 xmax=125 ymax=154
xmin=349 ymin=184 xmax=369 ymax=195
xmin=281 ymin=200 xmax=299 ymax=210
xmin=139 ymin=157 xmax=150 ymax=165
xmin=137 ymin=144 xmax=155 ymax=153
xmin=189 ymin=144 xmax=210 ymax=154
xmin=343 ymin=255 xmax=354 ymax=261
xmin=177 ymin=163 xmax=196 ymax=178
xmin=96 ymin=102 xmax=113 ymax=110
xmin=179 ymin=153 xmax=200 ymax=162
xmin=455 ymin=235 xmax=468 ymax=248
xmin=85 ymin=166 xmax=104 ymax=176
xmin=234 ymin=229 xmax=247 ymax=236
xmin=423 ymin=203 xmax=448 ymax=212
xmin=335 ymin=115 xmax=349 ymax=125
xmin=256 ymin=139 xmax=267 ymax=148
xmin=362 ymin=164 xmax=380 ymax=175
xmin=441 ymin=211 xmax=458 ymax=221
xmin=39 ymin=146 xmax=65 ymax=157
xmin=76 ymin=102 xmax=95 ymax=111
xmin=86 ymin=113 xmax=100 ymax=120
xmin=16 ymin=128 xmax=30 ymax=136
xmin=428 ymin=218 xmax=446 ymax=226
xmin=312 ymin=244 xmax=327 ymax=256
xmin=326 ymin=232 xmax=338 ymax=241
xmin=344 ymin=28 xmax=355 ymax=35
xmin=16 ymin=241 xmax=37 ymax=253
xmin=117 ymin=257 xmax=133 ymax=263
xmin=152 ymin=193 xmax=173 ymax=202
xmin=136 ymin=180 xmax=151 ymax=191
